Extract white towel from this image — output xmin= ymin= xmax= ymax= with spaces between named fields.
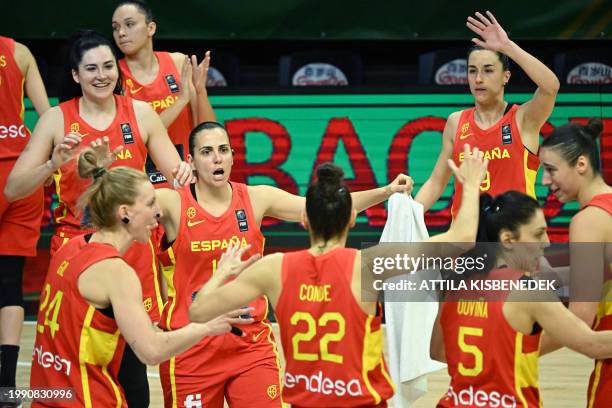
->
xmin=380 ymin=193 xmax=446 ymax=408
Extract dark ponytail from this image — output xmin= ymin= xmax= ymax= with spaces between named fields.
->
xmin=305 ymin=163 xmax=352 ymax=242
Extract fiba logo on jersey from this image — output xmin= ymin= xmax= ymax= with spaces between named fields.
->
xmin=501 ymin=124 xmax=512 ymax=145
xmin=184 ymin=393 xmax=202 ymax=408
xmin=120 ymin=122 xmax=134 ymax=145
xmin=235 ymin=209 xmax=248 ymax=232
xmin=165 ymin=74 xmax=180 ymax=93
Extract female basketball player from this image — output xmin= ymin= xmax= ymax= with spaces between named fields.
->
xmin=429 ymin=189 xmax=612 ymax=408
xmin=415 ymin=11 xmax=559 ymax=217
xmin=149 ymin=121 xmax=417 ymax=407
xmin=0 ymin=35 xmax=50 ymax=398
xmin=185 ymin=144 xmax=488 ymax=407
xmin=111 ymin=0 xmax=216 ymax=187
xmin=539 ymin=119 xmax=611 ymax=406
xmin=4 ymin=30 xmax=191 ymax=407
xmin=29 ymin=149 xmax=251 ymax=407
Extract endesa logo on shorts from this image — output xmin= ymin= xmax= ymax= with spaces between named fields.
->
xmin=284 ymin=370 xmax=363 ymax=397
xmin=0 ymin=124 xmax=27 ymax=139
xmin=32 ymin=345 xmax=72 ymax=376
xmin=445 ymin=385 xmax=517 ymax=407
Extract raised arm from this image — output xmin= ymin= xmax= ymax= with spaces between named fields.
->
xmin=248 ymin=175 xmax=412 ymax=225
xmin=190 ymin=51 xmax=217 ymax=123
xmin=467 ymin=11 xmax=559 ymax=152
xmin=95 ymin=258 xmax=251 ymax=365
xmin=132 ymin=99 xmax=192 ymax=186
xmin=415 ymin=111 xmax=459 ymax=211
xmin=429 ymin=144 xmax=488 ymax=243
xmin=155 ymin=53 xmax=191 ymax=129
xmin=15 ymin=41 xmax=50 ymax=115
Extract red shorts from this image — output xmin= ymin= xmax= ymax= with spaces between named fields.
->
xmin=51 ymin=225 xmax=165 ymax=323
xmin=0 ymin=160 xmax=44 ymax=256
xmin=160 ymin=321 xmax=283 ymax=408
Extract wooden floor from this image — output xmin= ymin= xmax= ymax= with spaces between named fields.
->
xmin=16 ymin=322 xmax=592 ymax=407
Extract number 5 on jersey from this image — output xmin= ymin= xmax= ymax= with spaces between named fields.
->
xmin=291 ymin=311 xmax=346 ymax=363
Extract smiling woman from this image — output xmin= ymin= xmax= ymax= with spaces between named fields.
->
xmin=4 ymin=29 xmax=193 ymax=407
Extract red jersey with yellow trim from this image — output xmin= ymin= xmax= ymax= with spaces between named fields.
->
xmin=274 ymin=248 xmax=395 ymax=407
xmin=158 ymin=182 xmax=266 ymax=330
xmin=451 ymin=105 xmax=539 ymax=218
xmin=438 ymin=268 xmax=541 ymax=408
xmin=30 ymin=235 xmax=127 ymax=407
xmin=585 ymin=193 xmax=612 ymax=408
xmin=119 ymin=52 xmax=192 ymax=188
xmin=0 ymin=36 xmax=30 ymax=160
xmin=54 ymin=95 xmax=147 ymax=229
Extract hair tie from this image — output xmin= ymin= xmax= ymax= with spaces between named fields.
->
xmin=484 ymin=204 xmax=501 ymax=214
xmin=93 ymin=167 xmax=107 ymax=180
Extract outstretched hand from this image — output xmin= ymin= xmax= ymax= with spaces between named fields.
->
xmin=447 ymin=144 xmax=488 ymax=187
xmin=49 ymin=132 xmax=82 ymax=170
xmin=466 ymin=11 xmax=511 ymax=52
xmin=191 ymin=51 xmax=211 ymax=93
xmin=89 ymin=136 xmax=124 ymax=169
xmin=216 ymin=240 xmax=261 ymax=279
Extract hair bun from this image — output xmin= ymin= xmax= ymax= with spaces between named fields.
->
xmin=316 ymin=162 xmax=344 ymax=184
xmin=584 ymin=118 xmax=603 ymax=141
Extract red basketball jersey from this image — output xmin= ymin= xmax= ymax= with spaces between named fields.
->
xmin=0 ymin=36 xmax=30 ymax=161
xmin=585 ymin=193 xmax=612 ymax=407
xmin=451 ymin=105 xmax=540 ymax=217
xmin=119 ymin=52 xmax=193 ymax=188
xmin=274 ymin=248 xmax=395 ymax=407
xmin=54 ymin=95 xmax=147 ymax=230
xmin=158 ymin=182 xmax=266 ymax=331
xmin=439 ymin=269 xmax=541 ymax=407
xmin=30 ymin=235 xmax=127 ymax=407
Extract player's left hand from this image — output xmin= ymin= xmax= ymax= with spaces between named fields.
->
xmin=467 ymin=11 xmax=511 ymax=52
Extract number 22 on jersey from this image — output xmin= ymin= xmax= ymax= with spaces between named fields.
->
xmin=291 ymin=311 xmax=346 ymax=363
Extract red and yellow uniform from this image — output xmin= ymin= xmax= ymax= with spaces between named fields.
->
xmin=451 ymin=105 xmax=540 ymax=218
xmin=275 ymin=248 xmax=395 ymax=407
xmin=586 ymin=193 xmax=612 ymax=408
xmin=51 ymin=95 xmax=163 ymax=323
xmin=119 ymin=52 xmax=193 ymax=188
xmin=30 ymin=235 xmax=126 ymax=407
xmin=438 ymin=269 xmax=542 ymax=407
xmin=157 ymin=182 xmax=282 ymax=408
xmin=0 ymin=36 xmax=43 ymax=256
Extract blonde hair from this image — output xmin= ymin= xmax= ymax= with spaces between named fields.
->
xmin=77 ymin=148 xmax=149 ymax=229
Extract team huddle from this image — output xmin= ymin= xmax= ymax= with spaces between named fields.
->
xmin=0 ymin=1 xmax=610 ymax=407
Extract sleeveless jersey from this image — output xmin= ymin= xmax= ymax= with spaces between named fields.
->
xmin=119 ymin=52 xmax=193 ymax=187
xmin=54 ymin=95 xmax=147 ymax=229
xmin=30 ymin=235 xmax=127 ymax=407
xmin=0 ymin=36 xmax=30 ymax=161
xmin=275 ymin=248 xmax=395 ymax=407
xmin=451 ymin=105 xmax=540 ymax=217
xmin=585 ymin=193 xmax=612 ymax=408
xmin=158 ymin=182 xmax=266 ymax=332
xmin=438 ymin=268 xmax=541 ymax=407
